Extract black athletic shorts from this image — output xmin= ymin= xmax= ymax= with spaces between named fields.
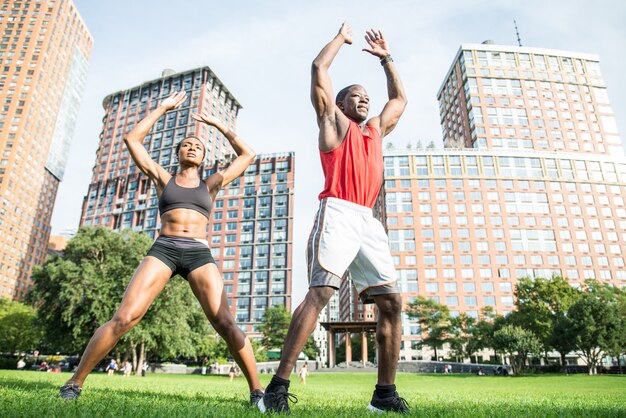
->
xmin=146 ymin=235 xmax=216 ymax=280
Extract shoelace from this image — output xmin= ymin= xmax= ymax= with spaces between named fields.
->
xmin=286 ymin=392 xmax=299 ymax=405
xmin=392 ymin=396 xmax=409 ymax=410
xmin=61 ymin=383 xmax=81 ymax=395
xmin=276 ymin=391 xmax=298 ymax=405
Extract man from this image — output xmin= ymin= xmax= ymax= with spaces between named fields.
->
xmin=258 ymin=22 xmax=408 ymax=414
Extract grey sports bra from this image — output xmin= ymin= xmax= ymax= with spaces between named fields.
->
xmin=158 ymin=176 xmax=213 ymax=220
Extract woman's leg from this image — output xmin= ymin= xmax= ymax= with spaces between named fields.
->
xmin=187 ymin=263 xmax=262 ymax=392
xmin=65 ymin=257 xmax=172 ymax=387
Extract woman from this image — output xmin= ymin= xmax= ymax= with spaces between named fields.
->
xmin=59 ymin=91 xmax=263 ymax=404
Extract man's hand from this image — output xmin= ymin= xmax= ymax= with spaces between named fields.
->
xmin=159 ymin=91 xmax=187 ymax=111
xmin=362 ymin=29 xmax=390 ymax=58
xmin=338 ymin=22 xmax=353 ymax=45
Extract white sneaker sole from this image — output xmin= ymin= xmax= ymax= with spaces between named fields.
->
xmin=367 ymin=403 xmax=385 ymax=413
xmin=258 ymin=398 xmax=268 ymax=413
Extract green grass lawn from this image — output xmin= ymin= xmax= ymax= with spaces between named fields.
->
xmin=0 ymin=370 xmax=624 ymax=417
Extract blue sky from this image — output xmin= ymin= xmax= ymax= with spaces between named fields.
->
xmin=53 ymin=0 xmax=626 ymax=306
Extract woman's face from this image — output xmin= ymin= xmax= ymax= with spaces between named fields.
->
xmin=178 ymin=137 xmax=206 ymax=165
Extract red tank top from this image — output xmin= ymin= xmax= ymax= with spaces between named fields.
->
xmin=318 ymin=121 xmax=383 ymax=208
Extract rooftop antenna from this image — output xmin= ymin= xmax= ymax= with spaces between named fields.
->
xmin=514 ymin=19 xmax=522 ymax=47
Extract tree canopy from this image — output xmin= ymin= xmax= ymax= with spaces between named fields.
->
xmin=27 ymin=227 xmax=212 ymax=364
xmin=0 ymin=299 xmax=42 ymax=353
xmin=406 ymin=296 xmax=451 ymax=359
xmin=407 ymin=278 xmax=625 ymax=374
xmin=260 ymin=305 xmax=292 ymax=352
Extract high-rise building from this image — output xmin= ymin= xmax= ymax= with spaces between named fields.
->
xmin=79 ymin=67 xmax=294 ymax=334
xmin=384 ymin=42 xmax=626 ymax=361
xmin=438 ymin=42 xmax=623 ymax=157
xmin=226 ymin=152 xmax=294 ymax=333
xmin=0 ymin=0 xmax=92 ymax=300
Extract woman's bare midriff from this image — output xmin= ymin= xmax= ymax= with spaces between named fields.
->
xmin=159 ymin=208 xmax=209 ymax=239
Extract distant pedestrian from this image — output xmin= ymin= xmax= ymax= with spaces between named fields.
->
xmin=105 ymin=359 xmax=118 ymax=376
xmin=17 ymin=358 xmax=26 ymax=370
xmin=201 ymin=356 xmax=208 ymax=375
xmin=141 ymin=361 xmax=148 ymax=377
xmin=122 ymin=361 xmax=132 ymax=377
xmin=229 ymin=362 xmax=237 ymax=382
xmin=298 ymin=363 xmax=308 ymax=385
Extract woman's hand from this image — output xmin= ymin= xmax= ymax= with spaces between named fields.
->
xmin=159 ymin=90 xmax=187 ymax=111
xmin=191 ymin=111 xmax=223 ymax=129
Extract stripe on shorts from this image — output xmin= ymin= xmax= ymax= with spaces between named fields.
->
xmin=308 ymin=199 xmax=326 ymax=279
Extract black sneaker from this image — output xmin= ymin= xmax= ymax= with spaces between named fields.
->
xmin=257 ymin=384 xmax=298 ymax=414
xmin=59 ymin=382 xmax=82 ymax=400
xmin=250 ymin=389 xmax=264 ymax=405
xmin=367 ymin=390 xmax=409 ymax=413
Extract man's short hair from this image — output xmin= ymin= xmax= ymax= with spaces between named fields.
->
xmin=335 ymin=84 xmax=361 ymax=104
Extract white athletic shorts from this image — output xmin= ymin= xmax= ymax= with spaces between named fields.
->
xmin=306 ymin=197 xmax=399 ymax=303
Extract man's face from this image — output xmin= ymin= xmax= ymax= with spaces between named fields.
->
xmin=338 ymin=85 xmax=369 ymax=123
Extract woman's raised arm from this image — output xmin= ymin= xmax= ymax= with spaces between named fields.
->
xmin=124 ymin=91 xmax=187 ymax=188
xmin=191 ymin=112 xmax=256 ymax=197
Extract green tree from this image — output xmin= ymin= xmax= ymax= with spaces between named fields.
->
xmin=513 ymin=276 xmax=581 ymax=364
xmin=406 ymin=296 xmax=451 ymax=360
xmin=550 ymin=313 xmax=577 ymax=372
xmin=567 ymin=283 xmax=622 ymax=375
xmin=250 ymin=338 xmax=268 ymax=363
xmin=261 ymin=305 xmax=291 ymax=353
xmin=601 ymin=286 xmax=626 ymax=373
xmin=0 ymin=299 xmax=43 ymax=353
xmin=465 ymin=307 xmax=497 ymax=363
xmin=28 ymin=227 xmax=152 ymax=352
xmin=492 ymin=325 xmax=541 ymax=375
xmin=448 ymin=313 xmax=476 ymax=362
xmin=28 ymin=227 xmax=210 ymax=367
xmin=302 ymin=336 xmax=320 ymax=361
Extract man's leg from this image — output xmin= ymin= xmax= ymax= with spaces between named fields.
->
xmin=275 ymin=286 xmax=335 ymax=379
xmin=373 ymin=293 xmax=403 ymax=384
xmin=367 ymin=292 xmax=409 ymax=413
xmin=259 ymin=286 xmax=334 ymax=413
xmin=374 ymin=293 xmax=402 ymax=385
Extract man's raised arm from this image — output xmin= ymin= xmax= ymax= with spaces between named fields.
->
xmin=311 ymin=23 xmax=352 ymax=136
xmin=362 ymin=29 xmax=407 ymax=137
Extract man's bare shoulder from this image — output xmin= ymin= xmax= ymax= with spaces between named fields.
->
xmin=366 ymin=117 xmax=382 ymax=136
